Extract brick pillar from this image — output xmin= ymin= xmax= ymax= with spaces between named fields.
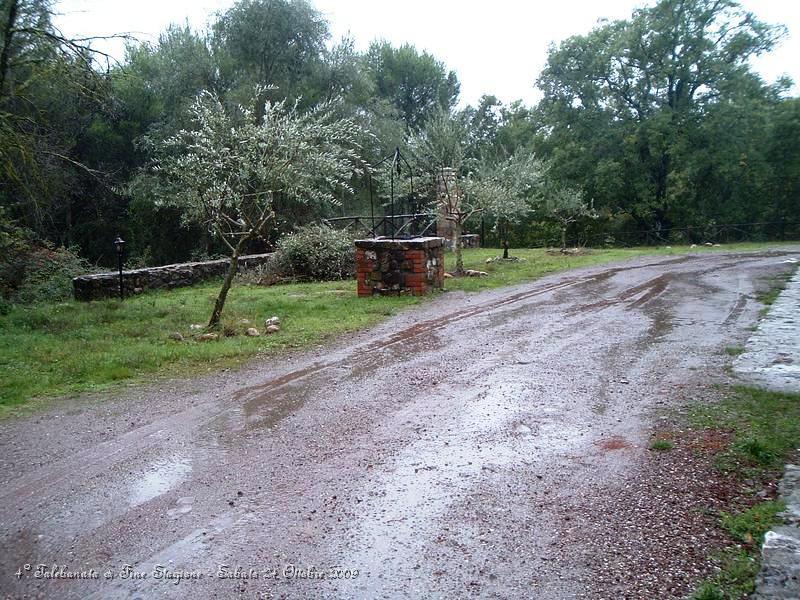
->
xmin=355 ymin=237 xmax=445 ymax=297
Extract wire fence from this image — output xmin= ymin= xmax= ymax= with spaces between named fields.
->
xmin=489 ymin=220 xmax=800 ymax=249
xmin=326 ymin=214 xmax=800 ymax=249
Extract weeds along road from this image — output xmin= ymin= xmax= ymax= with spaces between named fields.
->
xmin=1 ymin=249 xmax=798 ymax=599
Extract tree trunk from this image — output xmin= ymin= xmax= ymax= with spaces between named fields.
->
xmin=208 ymin=244 xmax=242 ymax=329
xmin=561 ymin=226 xmax=567 ymax=252
xmin=64 ymin=197 xmax=72 ymax=247
xmin=502 ymin=240 xmax=509 ymax=259
xmin=453 ymin=219 xmax=464 ymax=276
xmin=0 ymin=0 xmax=19 ymax=96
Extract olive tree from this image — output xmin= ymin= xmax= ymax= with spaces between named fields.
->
xmin=468 ymin=152 xmax=545 ymax=258
xmin=146 ymin=88 xmax=365 ymax=328
xmin=543 ymin=186 xmax=597 ymax=251
xmin=411 ymin=110 xmax=542 ymax=274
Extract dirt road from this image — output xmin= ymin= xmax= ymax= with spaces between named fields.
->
xmin=1 ymin=250 xmax=798 ymax=599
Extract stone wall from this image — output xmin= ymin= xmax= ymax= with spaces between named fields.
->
xmin=73 ymin=253 xmax=273 ymax=301
xmin=355 ymin=237 xmax=445 ymax=297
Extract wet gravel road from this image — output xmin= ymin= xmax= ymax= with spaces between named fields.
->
xmin=1 ymin=250 xmax=798 ymax=599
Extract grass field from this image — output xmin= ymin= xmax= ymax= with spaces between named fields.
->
xmin=0 ymin=242 xmax=793 ymax=411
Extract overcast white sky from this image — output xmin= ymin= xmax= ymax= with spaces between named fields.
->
xmin=55 ymin=0 xmax=800 ymax=107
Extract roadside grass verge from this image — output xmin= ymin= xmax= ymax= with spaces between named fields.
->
xmin=442 ymin=242 xmax=788 ymax=293
xmin=688 ymin=386 xmax=800 ymax=598
xmin=756 ymin=269 xmax=794 ymax=310
xmin=0 ymin=242 xmax=793 ymax=411
xmin=690 ymin=386 xmax=800 ymax=477
xmin=0 ymin=280 xmax=420 ymax=412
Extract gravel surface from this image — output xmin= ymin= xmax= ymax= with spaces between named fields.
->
xmin=1 ymin=248 xmax=799 ymax=599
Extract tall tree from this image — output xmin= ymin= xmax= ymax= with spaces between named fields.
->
xmin=212 ymin=0 xmax=328 ymax=103
xmin=537 ymin=0 xmax=786 ymax=237
xmin=366 ymin=41 xmax=460 ymax=132
xmin=0 ymin=0 xmax=118 ymax=251
xmin=765 ymin=97 xmax=800 ymax=239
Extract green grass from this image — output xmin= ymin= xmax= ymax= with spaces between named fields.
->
xmin=0 ymin=241 xmax=793 ymax=412
xmin=756 ymin=269 xmax=794 ymax=308
xmin=650 ymin=439 xmax=674 ymax=451
xmin=755 ymin=265 xmax=797 ymax=317
xmin=724 ymin=346 xmax=745 ymax=357
xmin=0 ymin=279 xmax=421 ymax=412
xmin=688 ymin=385 xmax=799 ymax=599
xmin=721 ymin=501 xmax=785 ymax=546
xmin=693 ymin=502 xmax=785 ymax=599
xmin=689 ymin=386 xmax=800 ymax=475
xmin=692 ymin=548 xmax=761 ymax=600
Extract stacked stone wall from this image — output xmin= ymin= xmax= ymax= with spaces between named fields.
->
xmin=73 ymin=253 xmax=273 ymax=301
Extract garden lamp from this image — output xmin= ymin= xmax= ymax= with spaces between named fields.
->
xmin=114 ymin=236 xmax=125 ymax=300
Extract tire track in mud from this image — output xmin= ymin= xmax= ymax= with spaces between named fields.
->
xmin=723 ymin=293 xmax=749 ymax=325
xmin=91 ymin=286 xmax=650 ymax=600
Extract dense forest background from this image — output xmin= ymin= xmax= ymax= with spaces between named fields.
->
xmin=1 ymin=0 xmax=798 ymax=289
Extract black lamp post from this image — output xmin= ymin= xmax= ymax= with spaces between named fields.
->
xmin=113 ymin=236 xmax=125 ymax=300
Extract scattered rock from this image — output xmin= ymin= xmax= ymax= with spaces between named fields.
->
xmin=464 ymin=270 xmax=489 ymax=277
xmin=546 ymin=247 xmax=590 ymax=256
xmin=239 ymin=318 xmax=252 ymax=326
xmin=245 ymin=327 xmax=260 ymax=337
xmin=168 ymin=332 xmax=184 ymax=342
xmin=198 ymin=333 xmax=219 ymax=342
xmin=266 ymin=325 xmax=281 ymax=334
xmin=704 ymin=242 xmax=713 ymax=246
xmin=189 ymin=324 xmax=204 ymax=331
xmin=265 ymin=316 xmax=280 ymax=328
xmin=690 ymin=244 xmax=698 ymax=248
xmin=444 ymin=273 xmax=454 ymax=279
xmin=486 ymin=256 xmax=523 ymax=263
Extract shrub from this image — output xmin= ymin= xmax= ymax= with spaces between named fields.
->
xmin=0 ymin=207 xmax=34 ymax=299
xmin=0 ymin=208 xmax=93 ymax=304
xmin=244 ymin=225 xmax=355 ymax=284
xmin=14 ymin=245 xmax=92 ymax=304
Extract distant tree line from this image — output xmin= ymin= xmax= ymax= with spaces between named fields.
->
xmin=1 ymin=0 xmax=798 ymax=284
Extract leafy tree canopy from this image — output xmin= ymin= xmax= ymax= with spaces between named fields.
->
xmin=366 ymin=41 xmax=460 ymax=132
